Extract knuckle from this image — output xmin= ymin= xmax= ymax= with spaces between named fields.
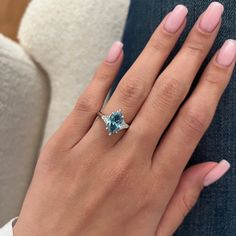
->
xmin=37 ymin=147 xmax=68 ymax=175
xmin=155 ymin=163 xmax=177 ymax=185
xmin=183 ymin=27 xmax=212 ymax=55
xmin=154 ymin=77 xmax=185 ymax=109
xmin=179 ymin=192 xmax=198 ymax=217
xmin=184 ymin=40 xmax=207 ymax=55
xmin=105 ymin=158 xmax=134 ymax=185
xmin=75 ymin=96 xmax=98 ymax=113
xmin=136 ymin=130 xmax=151 ymax=145
xmin=181 ymin=107 xmax=210 ymax=136
xmin=94 ymin=68 xmax=112 ymax=81
xmin=149 ymin=31 xmax=174 ymax=53
xmin=204 ymin=72 xmax=221 ymax=85
xmin=117 ymin=77 xmax=146 ymax=106
xmin=203 ymin=65 xmax=228 ymax=85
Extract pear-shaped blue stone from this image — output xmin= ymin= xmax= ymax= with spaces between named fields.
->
xmin=107 ymin=111 xmax=124 ymax=134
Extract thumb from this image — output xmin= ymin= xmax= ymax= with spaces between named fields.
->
xmin=156 ymin=160 xmax=230 ymax=236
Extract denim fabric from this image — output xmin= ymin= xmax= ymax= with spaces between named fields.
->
xmin=109 ymin=0 xmax=236 ymax=235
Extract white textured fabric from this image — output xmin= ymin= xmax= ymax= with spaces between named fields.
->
xmin=0 ymin=35 xmax=49 ymax=225
xmin=18 ymin=0 xmax=130 ymax=144
xmin=0 ymin=218 xmax=18 ymax=236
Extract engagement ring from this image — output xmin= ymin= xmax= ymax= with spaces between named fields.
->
xmin=97 ymin=109 xmax=130 ymax=135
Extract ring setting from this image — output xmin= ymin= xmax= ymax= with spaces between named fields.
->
xmin=97 ymin=109 xmax=129 ymax=135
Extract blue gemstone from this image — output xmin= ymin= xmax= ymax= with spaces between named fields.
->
xmin=110 ymin=112 xmax=123 ymax=124
xmin=110 ymin=122 xmax=118 ymax=132
xmin=107 ymin=111 xmax=124 ymax=134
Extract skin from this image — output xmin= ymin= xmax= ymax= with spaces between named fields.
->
xmin=13 ymin=5 xmax=235 ymax=236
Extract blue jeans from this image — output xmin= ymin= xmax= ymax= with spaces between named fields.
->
xmin=109 ymin=0 xmax=236 ymax=235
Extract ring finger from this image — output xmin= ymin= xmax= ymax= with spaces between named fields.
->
xmin=152 ymin=38 xmax=235 ymax=188
xmin=123 ymin=2 xmax=224 ymax=152
xmin=84 ymin=5 xmax=188 ymax=145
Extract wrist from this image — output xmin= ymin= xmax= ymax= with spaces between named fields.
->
xmin=13 ymin=219 xmax=34 ymax=236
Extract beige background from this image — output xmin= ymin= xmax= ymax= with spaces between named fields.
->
xmin=0 ymin=0 xmax=29 ymax=40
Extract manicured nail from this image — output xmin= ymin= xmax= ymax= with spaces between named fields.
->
xmin=105 ymin=41 xmax=123 ymax=63
xmin=199 ymin=2 xmax=224 ymax=32
xmin=164 ymin=5 xmax=188 ymax=33
xmin=203 ymin=160 xmax=230 ymax=187
xmin=216 ymin=39 xmax=236 ymax=66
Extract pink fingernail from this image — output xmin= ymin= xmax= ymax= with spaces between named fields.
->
xmin=199 ymin=2 xmax=224 ymax=32
xmin=203 ymin=160 xmax=230 ymax=187
xmin=164 ymin=5 xmax=188 ymax=33
xmin=105 ymin=41 xmax=123 ymax=63
xmin=216 ymin=39 xmax=236 ymax=66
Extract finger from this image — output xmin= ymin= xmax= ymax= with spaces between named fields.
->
xmin=126 ymin=2 xmax=224 ymax=152
xmin=47 ymin=42 xmax=124 ymax=150
xmin=152 ymin=39 xmax=236 ymax=178
xmin=87 ymin=5 xmax=188 ymax=144
xmin=155 ymin=161 xmax=230 ymax=236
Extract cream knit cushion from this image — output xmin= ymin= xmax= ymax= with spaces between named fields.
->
xmin=0 ymin=34 xmax=49 ymax=225
xmin=18 ymin=0 xmax=130 ymax=144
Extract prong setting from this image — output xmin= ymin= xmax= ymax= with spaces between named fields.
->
xmin=98 ymin=109 xmax=129 ymax=135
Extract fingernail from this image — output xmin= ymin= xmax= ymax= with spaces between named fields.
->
xmin=164 ymin=5 xmax=188 ymax=33
xmin=216 ymin=39 xmax=236 ymax=66
xmin=105 ymin=41 xmax=123 ymax=63
xmin=199 ymin=2 xmax=224 ymax=33
xmin=203 ymin=160 xmax=230 ymax=187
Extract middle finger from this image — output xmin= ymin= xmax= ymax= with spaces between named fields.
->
xmin=86 ymin=5 xmax=188 ymax=145
xmin=123 ymin=2 xmax=224 ymax=152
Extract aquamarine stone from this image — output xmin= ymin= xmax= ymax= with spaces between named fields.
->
xmin=107 ymin=111 xmax=124 ymax=134
xmin=110 ymin=112 xmax=123 ymax=124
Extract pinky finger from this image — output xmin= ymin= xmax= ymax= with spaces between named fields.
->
xmin=49 ymin=42 xmax=124 ymax=150
xmin=155 ymin=160 xmax=230 ymax=236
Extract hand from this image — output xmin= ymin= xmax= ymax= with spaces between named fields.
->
xmin=14 ymin=2 xmax=235 ymax=236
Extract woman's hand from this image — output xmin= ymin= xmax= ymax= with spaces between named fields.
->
xmin=14 ymin=2 xmax=235 ymax=236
